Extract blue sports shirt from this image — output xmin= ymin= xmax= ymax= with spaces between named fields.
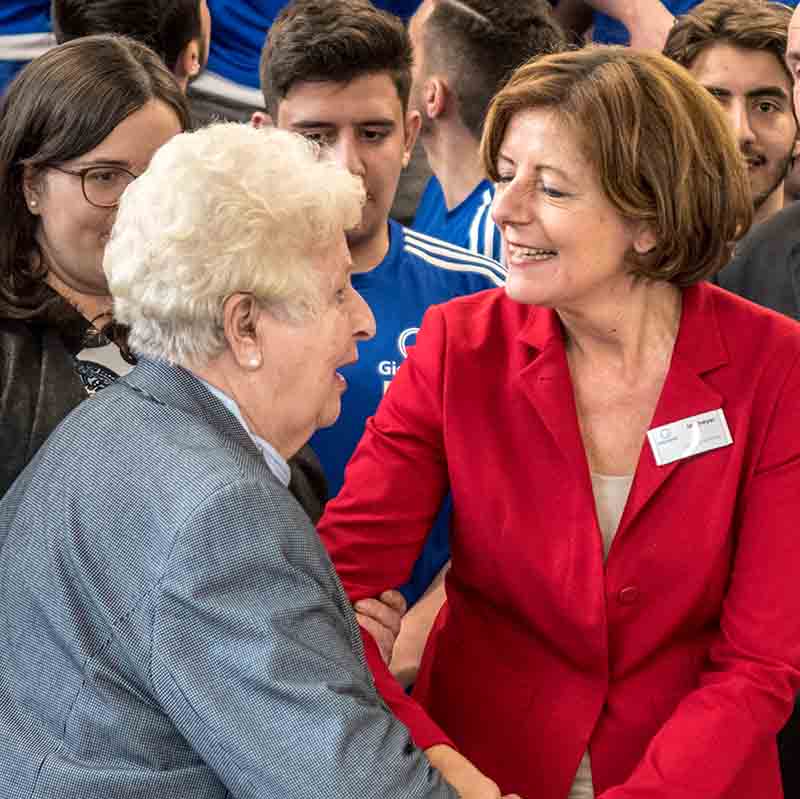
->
xmin=412 ymin=176 xmax=503 ymax=263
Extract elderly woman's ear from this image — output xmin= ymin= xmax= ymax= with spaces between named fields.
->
xmin=223 ymin=293 xmax=264 ymax=370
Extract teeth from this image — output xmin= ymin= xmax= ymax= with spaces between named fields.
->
xmin=509 ymin=244 xmax=557 ymax=259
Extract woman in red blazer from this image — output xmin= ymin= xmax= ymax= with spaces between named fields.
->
xmin=318 ymin=48 xmax=800 ymax=799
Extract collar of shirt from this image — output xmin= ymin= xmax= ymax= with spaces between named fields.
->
xmin=199 ymin=378 xmax=291 ymax=488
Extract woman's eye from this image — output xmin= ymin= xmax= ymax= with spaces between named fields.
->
xmin=89 ymin=170 xmax=119 ymax=184
xmin=541 ymin=184 xmax=567 ymax=199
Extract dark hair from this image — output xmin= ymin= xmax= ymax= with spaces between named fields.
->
xmin=482 ymin=47 xmax=753 ymax=285
xmin=51 ymin=0 xmax=206 ymax=71
xmin=423 ymin=0 xmax=566 ymax=140
xmin=260 ymin=0 xmax=413 ymax=117
xmin=664 ymin=0 xmax=793 ymax=86
xmin=0 ymin=35 xmax=190 ymax=321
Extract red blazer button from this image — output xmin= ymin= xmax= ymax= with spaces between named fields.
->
xmin=618 ymin=585 xmax=640 ymax=604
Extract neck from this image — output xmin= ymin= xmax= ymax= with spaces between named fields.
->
xmin=753 ymin=183 xmax=785 ymax=227
xmin=423 ymin=122 xmax=485 ymax=211
xmin=192 ymin=356 xmax=305 ymax=461
xmin=349 ymin=222 xmax=391 ymax=274
xmin=45 ymin=271 xmax=113 ymax=329
xmin=558 ymin=277 xmax=682 ymax=380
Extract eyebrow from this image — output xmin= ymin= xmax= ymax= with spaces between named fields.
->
xmin=496 ymin=152 xmax=573 ymax=181
xmin=70 ymin=158 xmax=135 ymax=169
xmin=290 ymin=119 xmax=396 ymax=129
xmin=704 ymin=85 xmax=790 ymax=101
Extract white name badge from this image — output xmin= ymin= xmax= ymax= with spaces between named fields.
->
xmin=647 ymin=408 xmax=732 ymax=467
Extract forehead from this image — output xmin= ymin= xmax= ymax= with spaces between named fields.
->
xmin=276 ymin=73 xmax=404 ymax=128
xmin=71 ymin=100 xmax=183 ymax=170
xmin=788 ymin=10 xmax=800 ymax=58
xmin=314 ymin=231 xmax=351 ymax=277
xmin=690 ymin=42 xmax=792 ymax=94
xmin=499 ymin=108 xmax=590 ymax=172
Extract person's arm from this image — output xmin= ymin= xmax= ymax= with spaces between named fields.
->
xmin=564 ymin=0 xmax=676 ymax=50
xmin=149 ymin=479 xmax=459 ymax=799
xmin=391 ymin=561 xmax=449 ymax=688
xmin=352 ymin=561 xmax=449 ymax=688
xmin=599 ymin=353 xmax=800 ymax=798
xmin=318 ymin=304 xmax=458 ymax=749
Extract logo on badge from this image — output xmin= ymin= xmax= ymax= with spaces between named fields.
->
xmin=397 ymin=327 xmax=419 ymax=358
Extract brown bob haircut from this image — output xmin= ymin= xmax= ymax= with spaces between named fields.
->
xmin=260 ymin=0 xmax=413 ymax=118
xmin=664 ymin=0 xmax=793 ymax=84
xmin=481 ymin=46 xmax=753 ymax=286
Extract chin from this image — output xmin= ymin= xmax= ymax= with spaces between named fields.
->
xmin=316 ymin=398 xmax=342 ymax=431
xmin=504 ymin=277 xmax=547 ymax=308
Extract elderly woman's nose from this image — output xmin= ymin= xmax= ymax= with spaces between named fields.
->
xmin=352 ymin=289 xmax=376 ymax=341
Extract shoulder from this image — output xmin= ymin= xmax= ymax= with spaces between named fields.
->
xmin=399 ymin=226 xmax=507 ymax=288
xmin=717 ymin=204 xmax=800 ymax=320
xmin=417 ymin=288 xmax=530 ymax=354
xmin=704 ymin=282 xmax=800 ymax=367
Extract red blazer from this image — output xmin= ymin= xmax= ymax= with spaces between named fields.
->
xmin=318 ymin=282 xmax=800 ymax=799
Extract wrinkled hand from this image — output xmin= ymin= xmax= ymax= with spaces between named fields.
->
xmin=354 ymin=590 xmax=407 ymax=664
xmin=425 ymin=745 xmax=522 ymax=799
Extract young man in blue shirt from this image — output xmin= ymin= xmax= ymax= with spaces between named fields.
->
xmin=260 ymin=0 xmax=505 ymax=620
xmin=408 ymin=0 xmax=564 ymax=261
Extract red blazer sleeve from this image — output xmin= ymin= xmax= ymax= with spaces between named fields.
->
xmin=318 ymin=304 xmax=454 ymax=751
xmin=601 ymin=351 xmax=800 ymax=798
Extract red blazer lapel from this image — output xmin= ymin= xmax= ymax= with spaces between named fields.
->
xmin=621 ymin=283 xmax=730 ymax=534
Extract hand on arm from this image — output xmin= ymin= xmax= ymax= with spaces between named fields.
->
xmin=391 ymin=561 xmax=450 ymax=688
xmin=355 ymin=589 xmax=408 ymax=664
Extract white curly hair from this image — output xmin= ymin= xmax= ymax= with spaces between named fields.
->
xmin=104 ymin=122 xmax=365 ymax=365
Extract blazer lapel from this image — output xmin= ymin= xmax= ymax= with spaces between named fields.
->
xmin=514 ymin=285 xmax=731 ymax=536
xmin=515 ymin=306 xmax=591 ymax=484
xmin=621 ymin=283 xmax=730 ymax=532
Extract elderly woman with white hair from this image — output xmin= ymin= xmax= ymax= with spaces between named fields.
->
xmin=0 ymin=123 xmax=505 ymax=799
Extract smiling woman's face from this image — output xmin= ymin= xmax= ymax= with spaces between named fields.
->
xmin=25 ymin=99 xmax=183 ymax=298
xmin=491 ymin=108 xmax=654 ymax=313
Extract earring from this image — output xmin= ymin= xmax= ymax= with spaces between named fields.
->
xmin=248 ymin=357 xmax=261 ymax=368
xmin=29 ymin=199 xmax=38 ymax=208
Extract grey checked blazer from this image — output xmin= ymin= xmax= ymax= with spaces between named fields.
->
xmin=0 ymin=358 xmax=455 ymax=799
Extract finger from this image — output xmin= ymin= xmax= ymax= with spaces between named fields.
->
xmin=356 ymin=612 xmax=394 ymax=664
xmin=379 ymin=589 xmax=408 ymax=615
xmin=353 ymin=597 xmax=403 ymax=635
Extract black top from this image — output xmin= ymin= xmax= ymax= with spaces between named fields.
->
xmin=716 ymin=202 xmax=800 ymax=321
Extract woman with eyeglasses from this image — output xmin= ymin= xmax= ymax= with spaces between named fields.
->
xmin=0 ymin=35 xmax=189 ymax=496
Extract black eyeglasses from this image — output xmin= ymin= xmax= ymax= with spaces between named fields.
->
xmin=48 ymin=164 xmax=138 ymax=209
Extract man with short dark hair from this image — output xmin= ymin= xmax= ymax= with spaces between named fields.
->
xmin=664 ymin=0 xmax=798 ymax=227
xmin=51 ymin=0 xmax=211 ymax=93
xmin=259 ymin=0 xmax=506 ymax=688
xmin=409 ymin=0 xmax=564 ymax=259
